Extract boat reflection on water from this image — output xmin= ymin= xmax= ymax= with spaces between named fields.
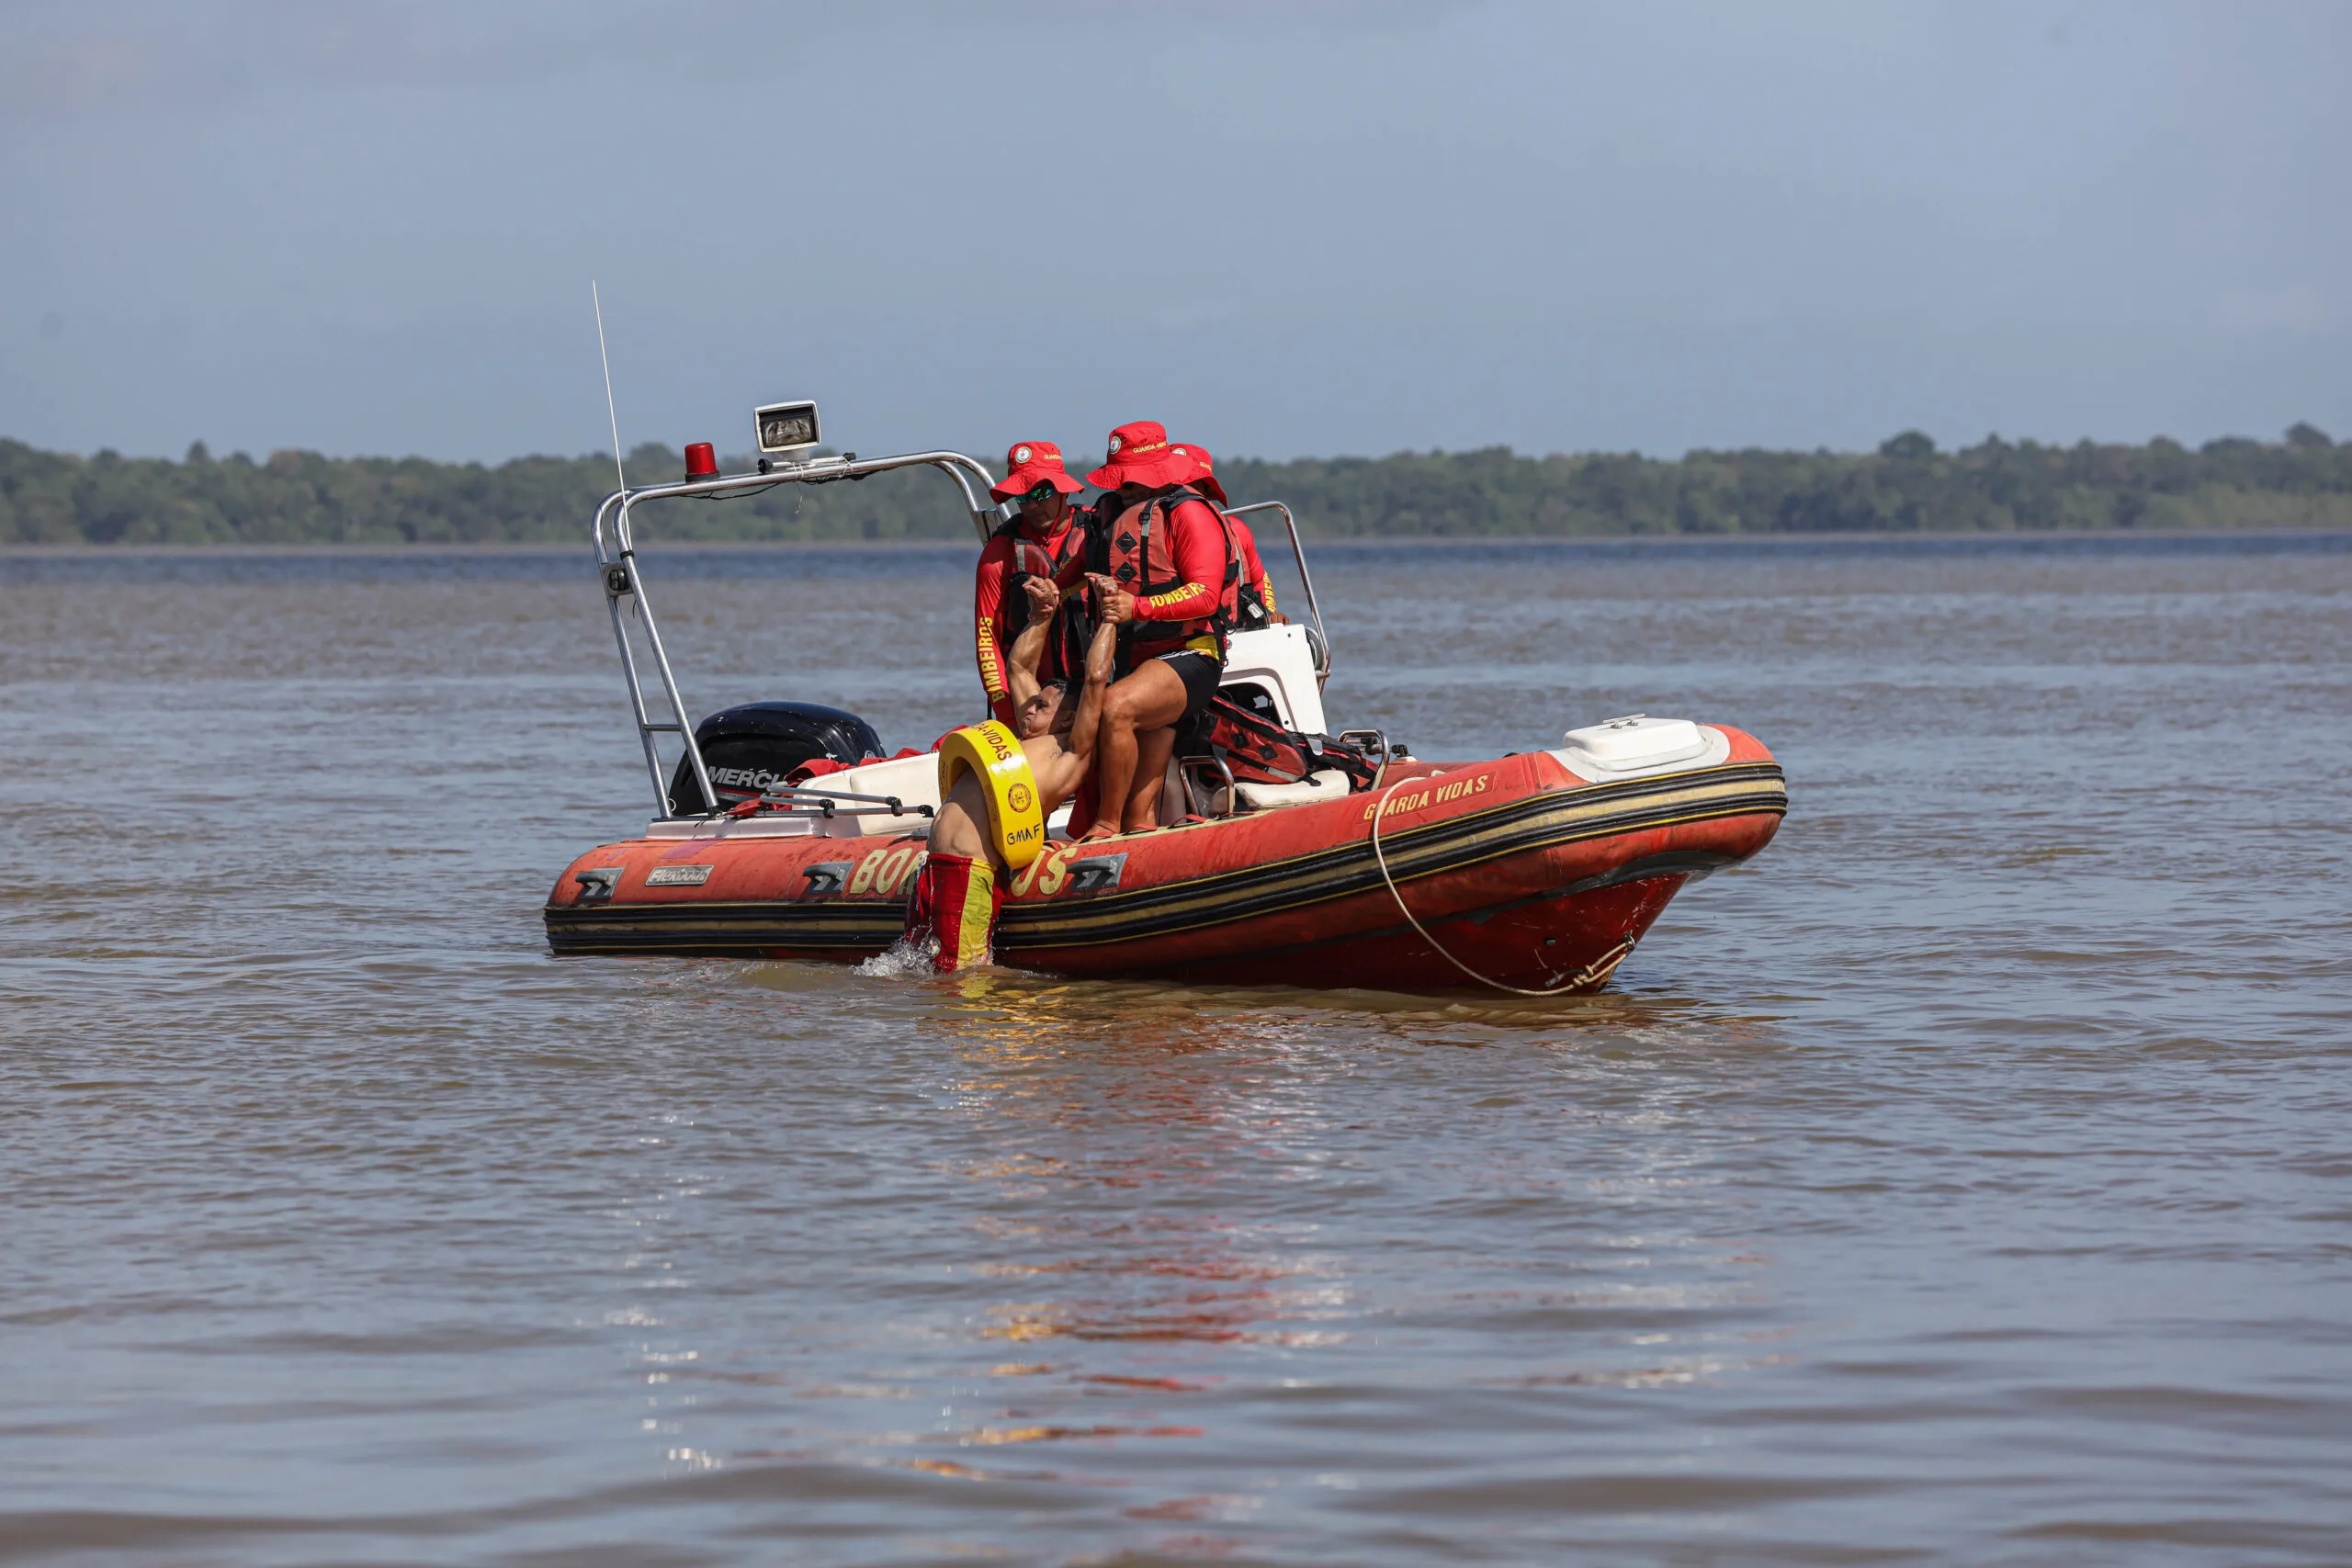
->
xmin=914 ymin=971 xmax=1803 ymax=1435
xmin=935 ymin=974 xmax=1356 ymax=1364
xmin=694 ymin=954 xmax=1803 ymax=1542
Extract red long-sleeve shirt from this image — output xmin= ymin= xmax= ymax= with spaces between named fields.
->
xmin=973 ymin=518 xmax=1079 ymax=725
xmin=1134 ymin=497 xmax=1229 ymax=624
xmin=1230 ymin=514 xmax=1276 ymax=613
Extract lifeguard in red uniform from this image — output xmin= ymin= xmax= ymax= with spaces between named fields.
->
xmin=1080 ymin=421 xmax=1241 ymax=839
xmin=973 ymin=440 xmax=1090 ymax=727
xmin=1185 ymin=446 xmax=1282 ymax=627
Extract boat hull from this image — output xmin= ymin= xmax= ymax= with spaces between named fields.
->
xmin=544 ymin=732 xmax=1786 ymax=993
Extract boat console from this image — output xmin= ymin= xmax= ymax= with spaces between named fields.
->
xmin=1218 ymin=623 xmax=1327 ymax=736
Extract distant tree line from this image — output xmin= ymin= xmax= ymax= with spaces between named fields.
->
xmin=2 ymin=424 xmax=2345 ymax=547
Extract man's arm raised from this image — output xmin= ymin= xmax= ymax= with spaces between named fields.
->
xmin=1063 ymin=613 xmax=1119 ymax=767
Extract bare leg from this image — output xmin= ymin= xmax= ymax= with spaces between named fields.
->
xmin=928 ymin=772 xmax=994 ymax=863
xmin=1127 ymin=725 xmax=1177 ymax=830
xmin=1089 ymin=660 xmax=1188 ymax=840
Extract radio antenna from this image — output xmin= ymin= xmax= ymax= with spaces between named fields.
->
xmin=592 ymin=280 xmax=627 ymax=493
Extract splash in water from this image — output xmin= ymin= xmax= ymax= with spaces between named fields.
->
xmin=855 ymin=933 xmax=959 ymax=977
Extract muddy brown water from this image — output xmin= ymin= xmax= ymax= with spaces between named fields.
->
xmin=3 ymin=535 xmax=2347 ymax=1565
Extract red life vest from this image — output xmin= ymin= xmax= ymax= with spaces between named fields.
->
xmin=994 ymin=510 xmax=1091 ymax=682
xmin=1091 ymin=486 xmax=1239 ymax=669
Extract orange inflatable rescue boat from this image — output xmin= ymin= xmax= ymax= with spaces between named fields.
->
xmin=545 ymin=421 xmax=1785 ymax=995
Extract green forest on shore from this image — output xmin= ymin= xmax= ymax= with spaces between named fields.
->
xmin=3 ymin=424 xmax=2346 ymax=547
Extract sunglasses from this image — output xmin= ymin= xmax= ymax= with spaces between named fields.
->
xmin=1019 ymin=482 xmax=1061 ymax=504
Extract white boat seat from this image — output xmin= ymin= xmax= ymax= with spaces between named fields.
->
xmin=1234 ymin=769 xmax=1352 ymax=812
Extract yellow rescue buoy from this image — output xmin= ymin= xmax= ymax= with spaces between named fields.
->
xmin=937 ymin=721 xmax=1046 ymax=870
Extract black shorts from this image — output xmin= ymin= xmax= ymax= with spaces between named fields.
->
xmin=1156 ymin=649 xmax=1223 ymax=721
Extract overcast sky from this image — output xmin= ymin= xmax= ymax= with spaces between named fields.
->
xmin=1 ymin=0 xmax=2345 ymax=465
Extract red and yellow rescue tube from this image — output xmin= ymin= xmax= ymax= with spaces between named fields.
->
xmin=936 ymin=721 xmax=1046 ymax=871
xmin=545 ymin=728 xmax=1785 ymax=994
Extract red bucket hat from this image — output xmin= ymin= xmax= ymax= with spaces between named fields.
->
xmin=989 ymin=439 xmax=1085 ymax=503
xmin=1087 ymin=420 xmax=1202 ymax=492
xmin=1177 ymin=443 xmax=1230 ymax=506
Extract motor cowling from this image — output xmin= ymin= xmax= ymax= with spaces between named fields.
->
xmin=667 ymin=700 xmax=883 ymax=815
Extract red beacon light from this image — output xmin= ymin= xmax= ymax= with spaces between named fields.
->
xmin=684 ymin=442 xmax=718 ymax=480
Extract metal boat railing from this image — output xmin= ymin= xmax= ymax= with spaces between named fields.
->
xmin=590 ymin=450 xmax=1332 ymax=819
xmin=593 ymin=450 xmax=1004 ymax=817
xmin=1221 ymin=500 xmax=1329 ymax=677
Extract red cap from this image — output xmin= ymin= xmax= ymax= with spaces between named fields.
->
xmin=1177 ymin=443 xmax=1229 ymax=505
xmin=989 ymin=439 xmax=1085 ymax=502
xmin=1086 ymin=420 xmax=1200 ymax=491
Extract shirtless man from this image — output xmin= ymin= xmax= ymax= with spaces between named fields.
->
xmin=903 ymin=576 xmax=1117 ymax=972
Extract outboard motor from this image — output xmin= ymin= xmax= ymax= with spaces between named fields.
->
xmin=667 ymin=701 xmax=885 ymax=815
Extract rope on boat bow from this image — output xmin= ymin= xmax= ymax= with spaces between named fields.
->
xmin=1365 ymin=774 xmax=1602 ymax=998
